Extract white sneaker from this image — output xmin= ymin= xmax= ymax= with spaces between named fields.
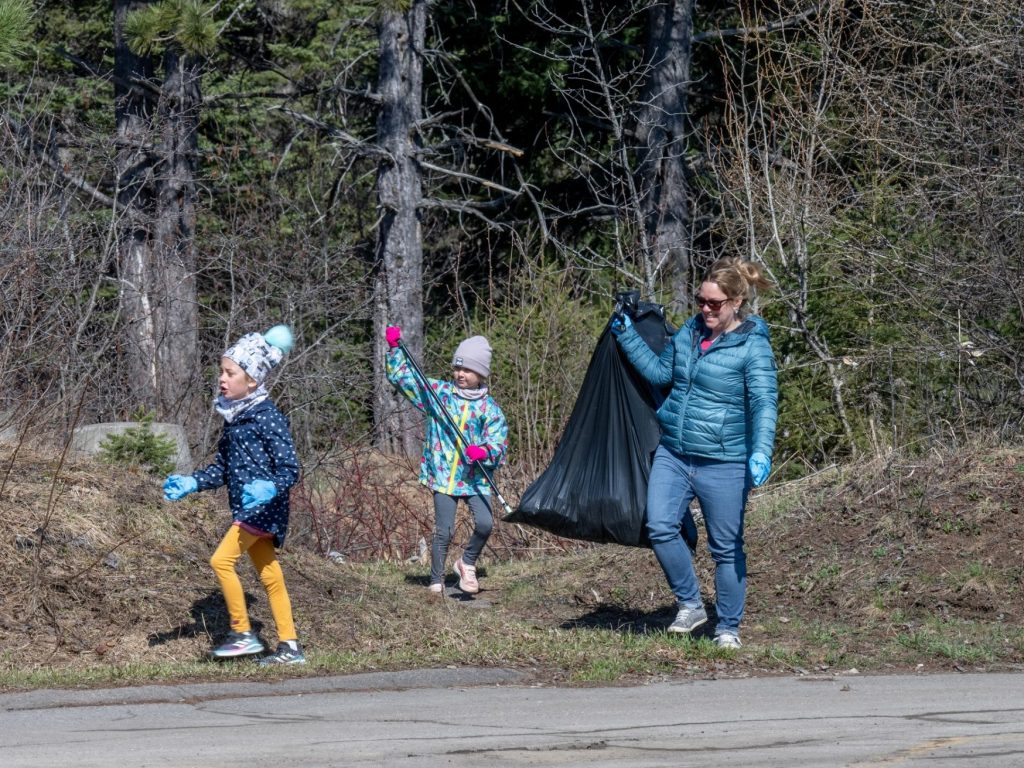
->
xmin=210 ymin=631 xmax=264 ymax=658
xmin=454 ymin=558 xmax=479 ymax=593
xmin=427 ymin=583 xmax=443 ymax=594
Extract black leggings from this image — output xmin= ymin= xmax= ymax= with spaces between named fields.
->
xmin=431 ymin=492 xmax=493 ymax=585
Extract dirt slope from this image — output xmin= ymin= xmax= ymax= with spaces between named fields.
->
xmin=1 ymin=440 xmax=1021 ymax=681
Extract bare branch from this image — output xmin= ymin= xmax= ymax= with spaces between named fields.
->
xmin=429 ymin=47 xmax=549 ymax=241
xmin=693 ymin=3 xmax=824 ymax=43
xmin=417 ymin=159 xmax=522 ymax=196
xmin=269 ymin=105 xmax=388 ymax=157
xmin=421 ymin=198 xmax=513 ymax=228
xmin=56 ymin=46 xmax=161 ymax=99
xmin=2 ymin=114 xmax=121 ymax=211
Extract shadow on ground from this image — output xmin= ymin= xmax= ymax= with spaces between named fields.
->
xmin=561 ymin=602 xmax=718 ymax=640
xmin=402 ymin=573 xmax=491 ymax=603
xmin=147 ymin=591 xmax=264 ymax=646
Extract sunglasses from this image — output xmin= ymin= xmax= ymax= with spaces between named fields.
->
xmin=695 ymin=295 xmax=730 ymax=311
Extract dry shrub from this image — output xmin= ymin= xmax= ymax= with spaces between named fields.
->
xmin=292 ymin=443 xmax=595 ymax=565
xmin=292 ymin=447 xmax=430 ymax=562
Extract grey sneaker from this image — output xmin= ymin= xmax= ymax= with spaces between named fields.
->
xmin=211 ymin=631 xmax=264 ymax=658
xmin=667 ymin=604 xmax=708 ymax=634
xmin=714 ymin=631 xmax=742 ymax=649
xmin=258 ymin=641 xmax=306 ymax=665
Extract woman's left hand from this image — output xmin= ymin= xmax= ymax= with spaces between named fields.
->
xmin=748 ymin=452 xmax=771 ymax=486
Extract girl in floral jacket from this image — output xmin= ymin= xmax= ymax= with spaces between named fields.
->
xmin=385 ymin=328 xmax=509 ymax=595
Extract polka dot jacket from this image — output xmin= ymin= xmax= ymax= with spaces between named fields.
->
xmin=386 ymin=346 xmax=509 ymax=496
xmin=192 ymin=400 xmax=300 ymax=547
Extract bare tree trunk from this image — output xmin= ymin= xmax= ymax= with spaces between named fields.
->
xmin=113 ymin=0 xmax=200 ymax=425
xmin=635 ymin=0 xmax=694 ymax=312
xmin=114 ymin=0 xmax=159 ymax=414
xmin=153 ymin=50 xmax=200 ymax=424
xmin=372 ymin=1 xmax=427 ymax=457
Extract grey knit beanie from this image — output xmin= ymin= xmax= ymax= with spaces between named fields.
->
xmin=452 ymin=335 xmax=492 ymax=378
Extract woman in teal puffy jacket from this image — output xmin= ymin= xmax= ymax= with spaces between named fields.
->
xmin=613 ymin=257 xmax=778 ymax=648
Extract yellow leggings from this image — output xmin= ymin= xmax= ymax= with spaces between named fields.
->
xmin=210 ymin=525 xmax=297 ymax=641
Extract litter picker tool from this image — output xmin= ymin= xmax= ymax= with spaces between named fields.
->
xmin=396 ymin=339 xmax=515 ymax=517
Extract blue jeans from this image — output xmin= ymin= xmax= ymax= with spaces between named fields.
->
xmin=646 ymin=446 xmax=749 ymax=632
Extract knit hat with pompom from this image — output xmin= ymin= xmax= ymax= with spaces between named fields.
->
xmin=223 ymin=325 xmax=293 ymax=384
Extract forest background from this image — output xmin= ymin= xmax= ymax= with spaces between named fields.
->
xmin=1 ymin=0 xmax=1022 ymax=563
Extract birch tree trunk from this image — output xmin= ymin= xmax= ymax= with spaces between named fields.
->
xmin=372 ymin=0 xmax=427 ymax=457
xmin=114 ymin=0 xmax=159 ymax=414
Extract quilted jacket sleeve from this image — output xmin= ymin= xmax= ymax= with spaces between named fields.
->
xmin=386 ymin=346 xmax=442 ymax=413
xmin=616 ymin=327 xmax=677 ymax=388
xmin=744 ymin=332 xmax=778 ymax=459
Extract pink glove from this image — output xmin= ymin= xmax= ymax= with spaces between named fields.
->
xmin=385 ymin=326 xmax=401 ymax=348
xmin=465 ymin=444 xmax=488 ymax=463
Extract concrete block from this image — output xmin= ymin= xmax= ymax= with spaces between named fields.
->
xmin=0 ymin=411 xmax=17 ymax=445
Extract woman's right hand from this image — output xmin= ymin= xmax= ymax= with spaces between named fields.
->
xmin=386 ymin=326 xmax=402 ymax=348
xmin=610 ymin=314 xmax=632 ymax=336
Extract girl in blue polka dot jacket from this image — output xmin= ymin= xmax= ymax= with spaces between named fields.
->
xmin=163 ymin=326 xmax=304 ymax=665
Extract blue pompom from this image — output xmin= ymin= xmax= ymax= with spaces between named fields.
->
xmin=263 ymin=324 xmax=294 ymax=354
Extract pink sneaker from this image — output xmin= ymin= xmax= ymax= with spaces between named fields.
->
xmin=454 ymin=558 xmax=479 ymax=594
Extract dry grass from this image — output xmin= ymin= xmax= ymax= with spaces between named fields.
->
xmin=1 ymin=438 xmax=1023 ymax=689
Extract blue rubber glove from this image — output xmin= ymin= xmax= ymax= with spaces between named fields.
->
xmin=164 ymin=474 xmax=198 ymax=501
xmin=610 ymin=313 xmax=633 ymax=336
xmin=242 ymin=479 xmax=277 ymax=509
xmin=748 ymin=452 xmax=771 ymax=487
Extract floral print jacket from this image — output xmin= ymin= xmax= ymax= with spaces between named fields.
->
xmin=386 ymin=347 xmax=508 ymax=497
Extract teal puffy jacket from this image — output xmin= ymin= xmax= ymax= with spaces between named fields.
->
xmin=617 ymin=314 xmax=778 ymax=462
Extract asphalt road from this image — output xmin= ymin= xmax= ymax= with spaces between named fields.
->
xmin=3 ymin=668 xmax=1023 ymax=767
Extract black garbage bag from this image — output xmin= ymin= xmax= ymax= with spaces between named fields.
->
xmin=505 ymin=293 xmax=673 ymax=547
